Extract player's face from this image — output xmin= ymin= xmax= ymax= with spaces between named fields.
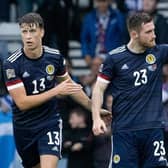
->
xmin=138 ymin=21 xmax=156 ymax=48
xmin=20 ymin=23 xmax=44 ymax=50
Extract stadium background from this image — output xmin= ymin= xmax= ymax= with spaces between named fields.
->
xmin=0 ymin=0 xmax=168 ymax=168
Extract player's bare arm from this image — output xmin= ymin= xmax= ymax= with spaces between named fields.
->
xmin=8 ymin=78 xmax=82 ymax=111
xmin=57 ymin=73 xmax=112 ymax=117
xmin=57 ymin=73 xmax=92 ymax=111
xmin=92 ymin=79 xmax=109 ymax=135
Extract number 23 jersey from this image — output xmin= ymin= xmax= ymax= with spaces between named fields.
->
xmin=99 ymin=45 xmax=168 ymax=132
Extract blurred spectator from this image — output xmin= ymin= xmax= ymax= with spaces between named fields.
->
xmin=37 ymin=0 xmax=72 ymax=58
xmin=143 ymin=0 xmax=168 ymax=44
xmin=81 ymin=0 xmax=127 ymax=66
xmin=63 ymin=107 xmax=93 ymax=168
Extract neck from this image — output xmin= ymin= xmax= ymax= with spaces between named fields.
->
xmin=24 ymin=45 xmax=43 ymax=59
xmin=127 ymin=39 xmax=146 ymax=54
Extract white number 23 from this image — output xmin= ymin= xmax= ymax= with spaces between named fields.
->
xmin=133 ymin=69 xmax=148 ymax=86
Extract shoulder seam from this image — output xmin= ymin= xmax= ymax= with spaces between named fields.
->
xmin=109 ymin=45 xmax=126 ymax=55
xmin=44 ymin=46 xmax=60 ymax=55
xmin=7 ymin=49 xmax=22 ymax=63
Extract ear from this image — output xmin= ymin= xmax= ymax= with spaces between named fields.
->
xmin=41 ymin=28 xmax=45 ymax=38
xmin=131 ymin=30 xmax=138 ymax=39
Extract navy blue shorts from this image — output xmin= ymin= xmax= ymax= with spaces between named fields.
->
xmin=109 ymin=128 xmax=167 ymax=168
xmin=14 ymin=119 xmax=62 ymax=168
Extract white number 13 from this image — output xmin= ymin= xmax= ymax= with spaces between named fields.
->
xmin=47 ymin=131 xmax=60 ymax=145
xmin=32 ymin=78 xmax=45 ymax=94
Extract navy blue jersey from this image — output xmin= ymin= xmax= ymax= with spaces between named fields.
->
xmin=98 ymin=45 xmax=168 ymax=132
xmin=3 ymin=46 xmax=66 ymax=129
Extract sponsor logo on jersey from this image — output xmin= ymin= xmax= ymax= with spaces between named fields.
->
xmin=6 ymin=69 xmax=16 ymax=79
xmin=46 ymin=65 xmax=55 ymax=75
xmin=51 ymin=146 xmax=58 ymax=152
xmin=158 ymin=156 xmax=167 ymax=162
xmin=22 ymin=71 xmax=30 ymax=78
xmin=121 ymin=64 xmax=129 ymax=70
xmin=113 ymin=154 xmax=120 ymax=164
xmin=145 ymin=54 xmax=156 ymax=64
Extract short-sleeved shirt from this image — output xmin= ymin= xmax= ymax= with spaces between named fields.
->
xmin=98 ymin=45 xmax=168 ymax=132
xmin=3 ymin=46 xmax=66 ymax=130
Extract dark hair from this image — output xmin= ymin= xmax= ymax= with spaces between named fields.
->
xmin=18 ymin=12 xmax=44 ymax=28
xmin=127 ymin=12 xmax=153 ymax=32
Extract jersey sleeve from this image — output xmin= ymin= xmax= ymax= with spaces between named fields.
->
xmin=55 ymin=55 xmax=67 ymax=77
xmin=98 ymin=54 xmax=115 ymax=83
xmin=3 ymin=60 xmax=24 ymax=91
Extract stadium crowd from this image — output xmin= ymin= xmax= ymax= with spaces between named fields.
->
xmin=1 ymin=0 xmax=168 ymax=168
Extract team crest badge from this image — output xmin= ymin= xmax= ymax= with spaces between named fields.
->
xmin=46 ymin=64 xmax=55 ymax=75
xmin=145 ymin=54 xmax=156 ymax=64
xmin=113 ymin=154 xmax=120 ymax=164
xmin=6 ymin=69 xmax=16 ymax=79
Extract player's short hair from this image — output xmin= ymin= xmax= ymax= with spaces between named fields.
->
xmin=127 ymin=12 xmax=153 ymax=32
xmin=18 ymin=12 xmax=44 ymax=29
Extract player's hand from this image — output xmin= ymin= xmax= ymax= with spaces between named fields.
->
xmin=92 ymin=117 xmax=107 ymax=136
xmin=55 ymin=79 xmax=82 ymax=96
xmin=100 ymin=109 xmax=112 ymax=125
